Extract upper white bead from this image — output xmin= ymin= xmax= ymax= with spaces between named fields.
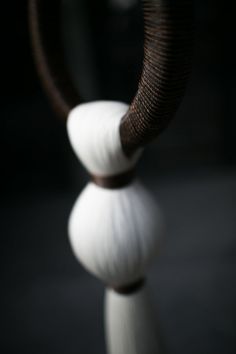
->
xmin=67 ymin=101 xmax=141 ymax=176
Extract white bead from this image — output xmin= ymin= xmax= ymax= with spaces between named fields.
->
xmin=68 ymin=181 xmax=164 ymax=286
xmin=67 ymin=101 xmax=141 ymax=176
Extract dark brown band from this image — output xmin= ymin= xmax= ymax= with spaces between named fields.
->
xmin=112 ymin=278 xmax=145 ymax=295
xmin=91 ymin=169 xmax=135 ymax=189
xmin=29 ymin=0 xmax=194 ymax=154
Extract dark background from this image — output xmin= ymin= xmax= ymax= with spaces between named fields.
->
xmin=1 ymin=0 xmax=236 ymax=353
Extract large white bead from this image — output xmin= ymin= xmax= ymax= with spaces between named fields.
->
xmin=68 ymin=181 xmax=164 ymax=286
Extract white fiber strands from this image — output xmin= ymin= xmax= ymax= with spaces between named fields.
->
xmin=105 ymin=285 xmax=160 ymax=354
xmin=67 ymin=101 xmax=164 ymax=354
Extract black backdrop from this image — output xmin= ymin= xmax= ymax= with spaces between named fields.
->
xmin=1 ymin=1 xmax=236 ymax=354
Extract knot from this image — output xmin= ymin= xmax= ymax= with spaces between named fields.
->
xmin=91 ymin=169 xmax=136 ymax=189
xmin=112 ymin=278 xmax=146 ymax=295
xmin=67 ymin=101 xmax=142 ymax=184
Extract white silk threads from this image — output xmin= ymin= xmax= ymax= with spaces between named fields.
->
xmin=68 ymin=180 xmax=163 ymax=286
xmin=67 ymin=101 xmax=163 ymax=354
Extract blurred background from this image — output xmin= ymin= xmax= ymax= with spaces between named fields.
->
xmin=1 ymin=0 xmax=236 ymax=353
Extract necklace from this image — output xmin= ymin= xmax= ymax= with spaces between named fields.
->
xmin=29 ymin=2 xmax=194 ymax=354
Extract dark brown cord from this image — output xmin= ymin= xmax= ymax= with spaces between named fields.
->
xmin=29 ymin=0 xmax=193 ymax=152
xmin=91 ymin=169 xmax=136 ymax=189
xmin=29 ymin=0 xmax=81 ymax=119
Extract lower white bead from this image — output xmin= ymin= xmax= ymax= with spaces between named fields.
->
xmin=68 ymin=180 xmax=164 ymax=287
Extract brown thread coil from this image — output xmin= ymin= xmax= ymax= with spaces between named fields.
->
xmin=120 ymin=0 xmax=194 ymax=155
xmin=29 ymin=0 xmax=194 ymax=155
xmin=29 ymin=0 xmax=81 ymax=119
